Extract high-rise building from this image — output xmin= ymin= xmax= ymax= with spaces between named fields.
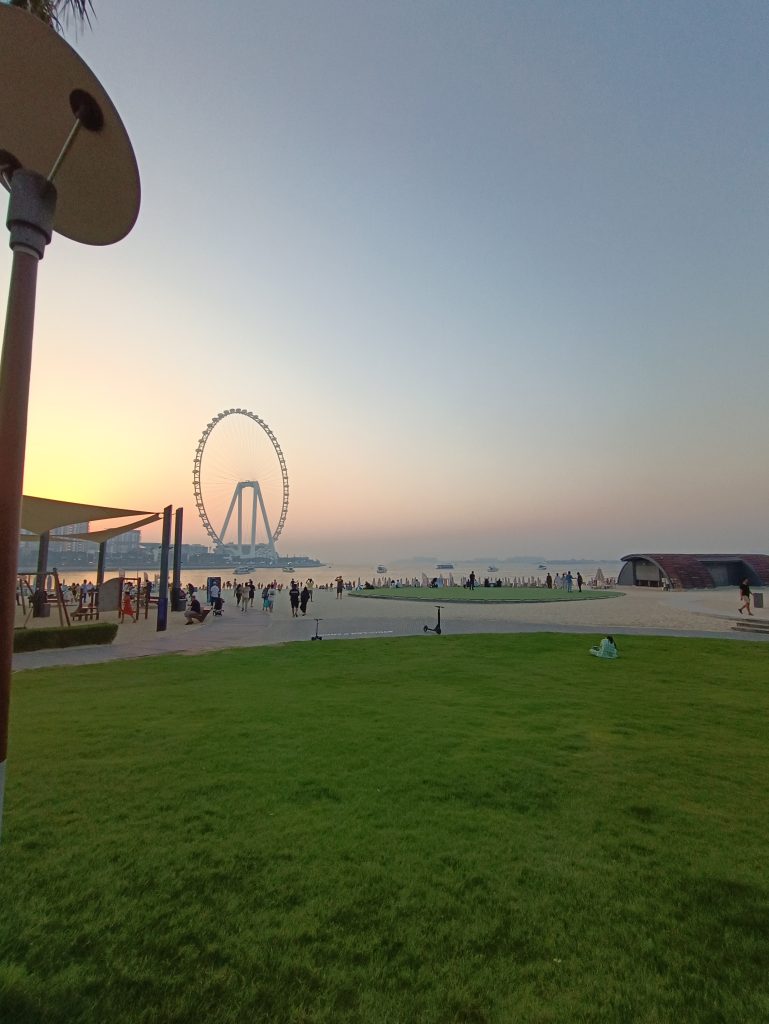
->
xmin=51 ymin=522 xmax=89 ymax=553
xmin=106 ymin=530 xmax=141 ymax=556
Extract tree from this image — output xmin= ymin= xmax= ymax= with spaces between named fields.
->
xmin=8 ymin=0 xmax=93 ymax=33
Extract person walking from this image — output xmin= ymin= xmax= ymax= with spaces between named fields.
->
xmin=268 ymin=584 xmax=277 ymax=613
xmin=576 ymin=572 xmax=583 ymax=593
xmin=248 ymin=580 xmax=256 ymax=608
xmin=261 ymin=585 xmax=270 ymax=612
xmin=335 ymin=575 xmax=344 ymax=599
xmin=469 ymin=570 xmax=476 ymax=591
xmin=546 ymin=572 xmax=552 ymax=589
xmin=305 ymin=577 xmax=314 ymax=602
xmin=738 ymin=578 xmax=754 ymax=616
xmin=289 ymin=580 xmax=300 ymax=617
xmin=300 ymin=585 xmax=310 ymax=616
xmin=235 ymin=583 xmax=243 ymax=608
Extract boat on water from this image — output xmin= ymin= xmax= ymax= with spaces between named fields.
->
xmin=376 ymin=565 xmax=388 ymax=573
xmin=538 ymin=564 xmax=547 ymax=570
xmin=282 ymin=566 xmax=296 ymax=574
xmin=436 ymin=563 xmax=454 ymax=570
xmin=234 ymin=566 xmax=255 ymax=575
xmin=487 ymin=566 xmax=499 ymax=573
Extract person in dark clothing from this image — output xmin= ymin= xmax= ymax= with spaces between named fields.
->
xmin=289 ymin=581 xmax=300 ymax=617
xmin=299 ymin=586 xmax=310 ymax=616
xmin=738 ymin=578 xmax=753 ymax=616
xmin=185 ymin=596 xmax=209 ymax=624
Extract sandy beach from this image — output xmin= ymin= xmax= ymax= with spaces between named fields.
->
xmin=12 ymin=584 xmax=767 ymax=672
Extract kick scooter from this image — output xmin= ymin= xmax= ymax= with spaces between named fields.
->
xmin=423 ymin=606 xmax=444 ymax=635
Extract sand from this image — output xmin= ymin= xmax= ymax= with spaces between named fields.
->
xmin=12 ymin=585 xmax=767 ymax=671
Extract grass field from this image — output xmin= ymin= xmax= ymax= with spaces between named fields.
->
xmin=1 ymin=634 xmax=768 ymax=1023
xmin=350 ymin=586 xmax=620 ymax=604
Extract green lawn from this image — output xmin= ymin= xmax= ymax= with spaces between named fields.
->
xmin=350 ymin=585 xmax=620 ymax=603
xmin=1 ymin=634 xmax=768 ymax=1024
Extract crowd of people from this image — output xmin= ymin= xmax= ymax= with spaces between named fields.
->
xmin=184 ymin=577 xmax=319 ymax=623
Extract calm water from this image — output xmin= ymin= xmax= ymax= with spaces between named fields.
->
xmin=65 ymin=559 xmax=623 ymax=590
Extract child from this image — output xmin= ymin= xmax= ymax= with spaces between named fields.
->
xmin=121 ymin=588 xmax=135 ymax=621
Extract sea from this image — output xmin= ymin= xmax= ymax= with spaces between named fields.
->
xmin=60 ymin=558 xmax=624 ymax=590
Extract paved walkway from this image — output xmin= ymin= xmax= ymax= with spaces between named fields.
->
xmin=12 ymin=586 xmax=767 ymax=672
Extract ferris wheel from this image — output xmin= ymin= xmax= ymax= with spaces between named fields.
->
xmin=192 ymin=408 xmax=289 ymax=557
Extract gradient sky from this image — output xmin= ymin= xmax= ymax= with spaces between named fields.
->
xmin=4 ymin=0 xmax=769 ymax=561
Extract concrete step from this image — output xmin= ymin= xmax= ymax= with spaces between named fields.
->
xmin=732 ymin=617 xmax=769 ymax=633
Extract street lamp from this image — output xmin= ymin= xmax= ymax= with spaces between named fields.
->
xmin=0 ymin=4 xmax=140 ymax=840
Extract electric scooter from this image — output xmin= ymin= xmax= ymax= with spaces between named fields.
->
xmin=423 ymin=606 xmax=444 ymax=635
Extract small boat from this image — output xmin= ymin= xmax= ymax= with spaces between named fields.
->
xmin=282 ymin=566 xmax=296 ymax=574
xmin=436 ymin=563 xmax=454 ymax=570
xmin=488 ymin=566 xmax=498 ymax=573
xmin=376 ymin=565 xmax=387 ymax=573
xmin=234 ymin=566 xmax=255 ymax=574
xmin=538 ymin=564 xmax=547 ymax=570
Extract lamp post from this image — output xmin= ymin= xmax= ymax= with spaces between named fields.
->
xmin=0 ymin=5 xmax=140 ymax=840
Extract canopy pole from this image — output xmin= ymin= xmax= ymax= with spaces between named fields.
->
xmin=156 ymin=505 xmax=172 ymax=631
xmin=171 ymin=507 xmax=184 ymax=611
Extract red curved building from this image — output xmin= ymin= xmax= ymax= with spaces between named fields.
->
xmin=618 ymin=553 xmax=769 ymax=589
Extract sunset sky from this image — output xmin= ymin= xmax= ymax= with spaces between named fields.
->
xmin=4 ymin=0 xmax=769 ymax=561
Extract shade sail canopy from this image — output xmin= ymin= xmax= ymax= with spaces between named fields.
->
xmin=21 ymin=496 xmax=157 ymax=536
xmin=60 ymin=513 xmax=162 ymax=545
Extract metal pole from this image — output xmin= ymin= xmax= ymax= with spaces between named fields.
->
xmin=171 ymin=507 xmax=183 ymax=611
xmin=34 ymin=529 xmax=49 ymax=615
xmin=95 ymin=541 xmax=106 ymax=618
xmin=156 ymin=504 xmax=172 ymax=631
xmin=0 ymin=170 xmax=56 ymax=841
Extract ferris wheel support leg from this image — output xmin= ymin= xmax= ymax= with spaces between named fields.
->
xmin=255 ymin=484 xmax=276 ymax=557
xmin=250 ymin=487 xmax=257 ymax=557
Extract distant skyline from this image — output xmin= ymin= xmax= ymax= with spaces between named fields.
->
xmin=4 ymin=0 xmax=769 ymax=562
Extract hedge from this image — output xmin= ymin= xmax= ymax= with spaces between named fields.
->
xmin=13 ymin=622 xmax=119 ymax=653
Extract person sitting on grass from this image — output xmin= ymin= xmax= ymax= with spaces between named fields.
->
xmin=589 ymin=635 xmax=618 ymax=659
xmin=184 ymin=595 xmax=209 ymax=625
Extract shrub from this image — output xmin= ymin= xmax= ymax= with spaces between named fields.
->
xmin=13 ymin=622 xmax=118 ymax=653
